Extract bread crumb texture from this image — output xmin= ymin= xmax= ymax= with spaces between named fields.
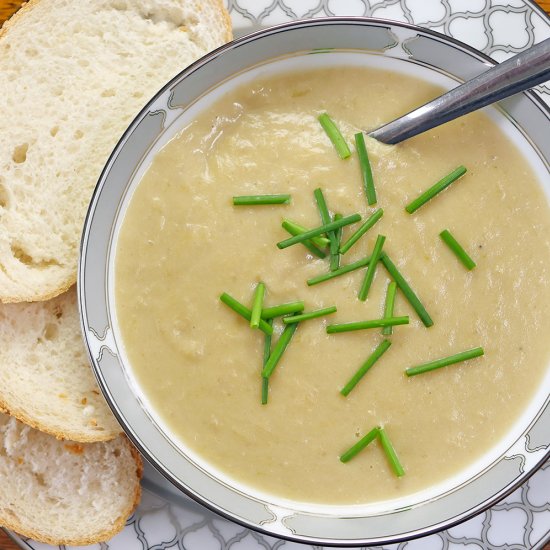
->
xmin=0 ymin=287 xmax=121 ymax=441
xmin=0 ymin=413 xmax=142 ymax=545
xmin=0 ymin=0 xmax=232 ymax=301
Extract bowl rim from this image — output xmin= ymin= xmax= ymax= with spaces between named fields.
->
xmin=78 ymin=16 xmax=550 ymax=547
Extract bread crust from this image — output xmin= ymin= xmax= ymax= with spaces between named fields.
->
xmin=0 ymin=436 xmax=143 ymax=546
xmin=0 ymin=276 xmax=75 ymax=304
xmin=214 ymin=0 xmax=234 ymax=43
xmin=0 ymin=398 xmax=121 ymax=443
xmin=0 ymin=0 xmax=33 ymax=40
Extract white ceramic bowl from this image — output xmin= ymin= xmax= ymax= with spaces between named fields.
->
xmin=78 ymin=18 xmax=550 ymax=546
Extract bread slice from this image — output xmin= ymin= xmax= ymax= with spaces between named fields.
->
xmin=0 ymin=0 xmax=232 ymax=302
xmin=0 ymin=412 xmax=142 ymax=545
xmin=0 ymin=287 xmax=121 ymax=442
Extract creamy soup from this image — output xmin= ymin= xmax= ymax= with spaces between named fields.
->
xmin=116 ymin=67 xmax=550 ymax=505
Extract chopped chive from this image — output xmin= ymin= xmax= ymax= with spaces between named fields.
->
xmin=250 ymin=282 xmax=265 ymax=329
xmin=313 ymin=188 xmax=341 ymax=272
xmin=282 ymin=220 xmax=330 ymax=247
xmin=233 ymin=194 xmax=291 ymax=205
xmin=358 ymin=234 xmax=386 ymax=301
xmin=263 ymin=321 xmax=273 ymax=360
xmin=340 ymin=427 xmax=380 ymax=463
xmin=405 ymin=165 xmax=467 ymax=214
xmin=219 ymin=293 xmax=273 ymax=336
xmin=327 ymin=316 xmax=409 ymax=333
xmin=313 ymin=188 xmax=332 ymax=226
xmin=330 ymin=213 xmax=343 ymax=271
xmin=340 ymin=208 xmax=383 ymax=254
xmin=261 ymin=377 xmax=269 ymax=405
xmin=261 ymin=323 xmax=299 ymax=378
xmin=277 ymin=214 xmax=361 ymax=250
xmin=282 ymin=222 xmax=326 ymax=259
xmin=382 ymin=282 xmax=398 ymax=336
xmin=318 ymin=113 xmax=351 ymax=159
xmin=340 ymin=339 xmax=392 ymax=396
xmin=440 ymin=229 xmax=476 ymax=270
xmin=283 ymin=306 xmax=337 ymax=324
xmin=262 ymin=302 xmax=305 ymax=319
xmin=381 ymin=253 xmax=433 ymax=328
xmin=307 ymin=256 xmax=371 ymax=286
xmin=355 ymin=132 xmax=377 ymax=205
xmin=261 ymin=320 xmax=273 ymax=405
xmin=405 ymin=347 xmax=484 ymax=377
xmin=378 ymin=427 xmax=405 ymax=477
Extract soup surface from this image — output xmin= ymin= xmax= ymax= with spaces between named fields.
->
xmin=116 ymin=67 xmax=550 ymax=505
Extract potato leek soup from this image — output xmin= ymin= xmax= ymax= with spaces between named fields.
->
xmin=115 ymin=67 xmax=550 ymax=505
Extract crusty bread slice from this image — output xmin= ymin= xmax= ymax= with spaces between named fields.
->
xmin=0 ymin=0 xmax=232 ymax=302
xmin=0 ymin=287 xmax=121 ymax=442
xmin=0 ymin=412 xmax=142 ymax=545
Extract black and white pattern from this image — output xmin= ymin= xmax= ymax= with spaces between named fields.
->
xmin=228 ymin=0 xmax=550 ymax=100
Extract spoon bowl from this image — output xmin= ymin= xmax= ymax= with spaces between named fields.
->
xmin=370 ymin=37 xmax=550 ymax=144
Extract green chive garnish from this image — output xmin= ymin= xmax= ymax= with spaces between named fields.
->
xmin=330 ymin=213 xmax=343 ymax=271
xmin=261 ymin=323 xmax=299 ymax=378
xmin=381 ymin=253 xmax=433 ymax=328
xmin=355 ymin=132 xmax=376 ymax=205
xmin=282 ymin=220 xmax=330 ymax=247
xmin=313 ymin=188 xmax=340 ymax=271
xmin=283 ymin=306 xmax=337 ymax=324
xmin=340 ymin=427 xmax=380 ymax=463
xmin=382 ymin=281 xmax=398 ymax=336
xmin=327 ymin=316 xmax=409 ymax=333
xmin=340 ymin=208 xmax=383 ymax=254
xmin=405 ymin=347 xmax=484 ymax=377
xmin=307 ymin=256 xmax=371 ymax=286
xmin=261 ymin=377 xmax=269 ymax=405
xmin=340 ymin=339 xmax=391 ymax=396
xmin=405 ymin=165 xmax=467 ymax=214
xmin=250 ymin=282 xmax=265 ymax=329
xmin=277 ymin=214 xmax=361 ymax=250
xmin=358 ymin=234 xmax=385 ymax=301
xmin=261 ymin=320 xmax=272 ymax=405
xmin=262 ymin=302 xmax=305 ymax=319
xmin=282 ymin=222 xmax=326 ymax=259
xmin=220 ymin=293 xmax=273 ymax=336
xmin=440 ymin=229 xmax=476 ymax=270
xmin=233 ymin=194 xmax=291 ymax=205
xmin=314 ymin=188 xmax=332 ymax=226
xmin=318 ymin=113 xmax=351 ymax=159
xmin=378 ymin=427 xmax=405 ymax=477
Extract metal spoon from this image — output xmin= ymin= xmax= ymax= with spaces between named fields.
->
xmin=369 ymin=38 xmax=550 ymax=145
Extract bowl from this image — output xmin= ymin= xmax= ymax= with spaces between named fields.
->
xmin=78 ymin=17 xmax=550 ymax=546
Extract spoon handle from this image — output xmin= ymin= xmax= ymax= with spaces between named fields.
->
xmin=369 ymin=38 xmax=550 ymax=145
